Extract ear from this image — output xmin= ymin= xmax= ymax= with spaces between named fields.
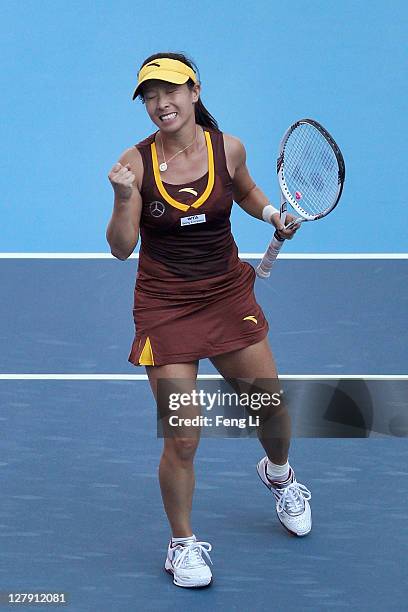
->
xmin=192 ymin=82 xmax=201 ymax=103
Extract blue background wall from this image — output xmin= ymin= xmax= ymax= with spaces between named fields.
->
xmin=1 ymin=0 xmax=407 ymax=252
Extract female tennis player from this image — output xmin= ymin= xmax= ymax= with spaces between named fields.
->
xmin=106 ymin=52 xmax=312 ymax=588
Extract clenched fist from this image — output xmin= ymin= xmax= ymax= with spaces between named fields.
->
xmin=108 ymin=162 xmax=136 ymax=200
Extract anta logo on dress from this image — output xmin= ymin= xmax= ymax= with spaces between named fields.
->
xmin=149 ymin=201 xmax=166 ymax=217
xmin=243 ymin=315 xmax=258 ymax=325
xmin=178 ymin=187 xmax=198 ymax=197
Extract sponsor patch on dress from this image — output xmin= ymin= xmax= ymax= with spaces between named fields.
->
xmin=180 ymin=214 xmax=206 ymax=227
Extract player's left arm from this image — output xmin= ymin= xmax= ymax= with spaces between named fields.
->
xmin=223 ymin=133 xmax=298 ymax=239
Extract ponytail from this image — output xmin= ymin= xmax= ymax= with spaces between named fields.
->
xmin=192 ymin=89 xmax=219 ymax=130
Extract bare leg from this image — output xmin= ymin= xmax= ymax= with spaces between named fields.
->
xmin=146 ymin=361 xmax=200 ymax=537
xmin=210 ymin=338 xmax=291 ymax=464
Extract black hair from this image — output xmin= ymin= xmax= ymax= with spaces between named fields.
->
xmin=136 ymin=52 xmax=219 ymax=131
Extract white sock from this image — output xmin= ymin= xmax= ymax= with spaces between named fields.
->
xmin=171 ymin=534 xmax=196 ymax=547
xmin=266 ymin=459 xmax=290 ymax=482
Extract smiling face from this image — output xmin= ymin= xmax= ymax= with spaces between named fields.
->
xmin=141 ymin=81 xmax=200 ymax=132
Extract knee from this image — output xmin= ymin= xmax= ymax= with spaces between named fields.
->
xmin=163 ymin=437 xmax=200 ymax=464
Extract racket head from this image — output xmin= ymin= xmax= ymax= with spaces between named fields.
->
xmin=277 ymin=118 xmax=345 ymax=221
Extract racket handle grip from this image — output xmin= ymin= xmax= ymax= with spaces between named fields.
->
xmin=256 ymin=232 xmax=285 ymax=278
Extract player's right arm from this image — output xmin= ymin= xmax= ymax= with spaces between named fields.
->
xmin=106 ymin=147 xmax=143 ymax=260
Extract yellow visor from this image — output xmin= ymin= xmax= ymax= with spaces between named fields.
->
xmin=132 ymin=57 xmax=197 ymax=100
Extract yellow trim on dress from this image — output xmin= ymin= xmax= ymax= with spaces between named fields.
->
xmin=150 ymin=130 xmax=215 ymax=211
xmin=139 ymin=336 xmax=155 ymax=365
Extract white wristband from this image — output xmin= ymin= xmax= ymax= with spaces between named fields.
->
xmin=262 ymin=204 xmax=279 ymax=224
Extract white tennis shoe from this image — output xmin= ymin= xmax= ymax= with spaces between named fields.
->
xmin=256 ymin=456 xmax=312 ymax=536
xmin=164 ymin=537 xmax=213 ymax=588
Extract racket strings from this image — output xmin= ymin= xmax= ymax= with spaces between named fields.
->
xmin=282 ymin=124 xmax=339 ymax=217
xmin=286 ymin=129 xmax=336 ymax=214
xmin=288 ymin=126 xmax=335 ymax=202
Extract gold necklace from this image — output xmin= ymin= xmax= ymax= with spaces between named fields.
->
xmin=159 ymin=126 xmax=198 ymax=172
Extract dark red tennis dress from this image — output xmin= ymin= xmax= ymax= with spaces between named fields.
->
xmin=128 ymin=127 xmax=269 ymax=366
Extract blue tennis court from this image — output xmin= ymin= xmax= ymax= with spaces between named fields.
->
xmin=1 ymin=379 xmax=407 ymax=611
xmin=1 ymin=256 xmax=407 ymax=611
xmin=1 ymin=257 xmax=407 ymax=375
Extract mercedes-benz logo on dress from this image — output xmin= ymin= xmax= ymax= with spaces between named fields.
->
xmin=149 ymin=201 xmax=166 ymax=217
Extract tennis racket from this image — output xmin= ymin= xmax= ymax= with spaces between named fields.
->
xmin=256 ymin=118 xmax=345 ymax=278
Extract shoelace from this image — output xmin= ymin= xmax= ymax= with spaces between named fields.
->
xmin=172 ymin=541 xmax=213 ymax=569
xmin=275 ymin=482 xmax=312 ymax=516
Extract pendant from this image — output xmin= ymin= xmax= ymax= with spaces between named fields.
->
xmin=159 ymin=162 xmax=168 ymax=172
